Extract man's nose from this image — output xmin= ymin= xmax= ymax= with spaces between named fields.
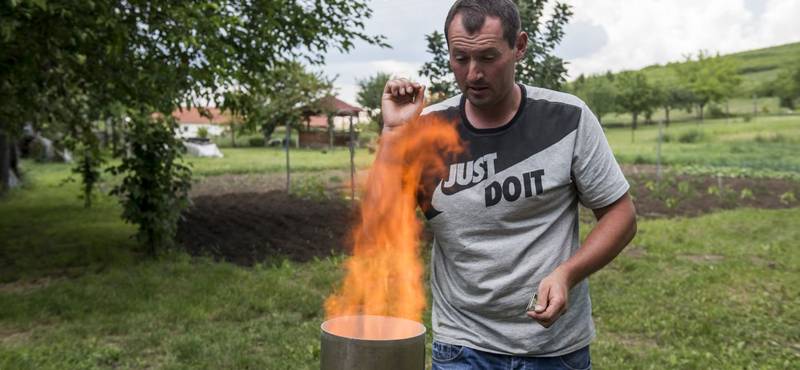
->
xmin=468 ymin=61 xmax=483 ymax=82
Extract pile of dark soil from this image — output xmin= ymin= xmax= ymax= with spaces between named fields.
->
xmin=176 ymin=191 xmax=355 ymax=265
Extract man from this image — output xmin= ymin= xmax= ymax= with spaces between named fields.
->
xmin=377 ymin=0 xmax=637 ymax=368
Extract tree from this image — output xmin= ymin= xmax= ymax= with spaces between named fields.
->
xmin=419 ymin=31 xmax=459 ymax=103
xmin=574 ymin=73 xmax=617 ymax=124
xmin=515 ymin=0 xmax=573 ymax=90
xmin=418 ymin=0 xmax=572 ymax=99
xmin=1 ymin=0 xmax=385 ymax=253
xmin=763 ymin=65 xmax=800 ymax=110
xmin=673 ymin=51 xmax=742 ymax=123
xmin=225 ymin=62 xmax=334 ymax=147
xmin=615 ymin=71 xmax=660 ymax=141
xmin=356 ymin=72 xmax=393 ymax=132
xmin=658 ymin=83 xmax=697 ymax=127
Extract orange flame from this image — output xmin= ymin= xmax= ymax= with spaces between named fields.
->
xmin=325 ymin=115 xmax=464 ymax=329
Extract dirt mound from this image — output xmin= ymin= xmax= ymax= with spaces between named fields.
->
xmin=176 ymin=191 xmax=355 ymax=265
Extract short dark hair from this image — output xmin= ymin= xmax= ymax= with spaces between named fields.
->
xmin=444 ymin=0 xmax=521 ymax=49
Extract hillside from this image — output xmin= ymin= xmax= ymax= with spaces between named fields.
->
xmin=637 ymin=41 xmax=800 ymax=96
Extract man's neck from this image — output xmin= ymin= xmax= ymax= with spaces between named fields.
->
xmin=465 ymin=83 xmax=521 ymax=130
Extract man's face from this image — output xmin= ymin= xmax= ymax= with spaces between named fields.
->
xmin=448 ymin=14 xmax=524 ymax=109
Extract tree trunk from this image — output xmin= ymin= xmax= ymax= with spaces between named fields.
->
xmin=84 ymin=150 xmax=92 ymax=209
xmin=631 ymin=112 xmax=637 ymax=143
xmin=597 ymin=108 xmax=602 ymax=124
xmin=0 ymin=117 xmax=9 ymax=196
xmin=110 ymin=119 xmax=115 ymax=153
xmin=263 ymin=129 xmax=271 ymax=148
xmin=230 ymin=121 xmax=236 ymax=148
xmin=698 ymin=103 xmax=704 ymax=124
xmin=10 ymin=134 xmax=20 ymax=181
xmin=327 ymin=115 xmax=334 ymax=148
xmin=665 ymin=106 xmax=671 ymax=128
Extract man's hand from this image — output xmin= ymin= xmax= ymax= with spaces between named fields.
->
xmin=526 ymin=268 xmax=571 ymax=328
xmin=381 ymin=78 xmax=426 ymax=134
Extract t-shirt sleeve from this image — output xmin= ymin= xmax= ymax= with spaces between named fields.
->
xmin=571 ymin=103 xmax=630 ymax=209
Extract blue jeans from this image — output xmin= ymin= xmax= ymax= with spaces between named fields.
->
xmin=431 ymin=340 xmax=591 ymax=370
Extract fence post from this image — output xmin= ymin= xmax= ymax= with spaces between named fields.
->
xmin=657 ymin=118 xmax=663 ymax=183
xmin=286 ymin=121 xmax=291 ymax=195
xmin=349 ymin=116 xmax=355 ymax=209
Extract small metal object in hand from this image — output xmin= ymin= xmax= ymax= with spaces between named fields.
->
xmin=526 ymin=293 xmax=538 ymax=312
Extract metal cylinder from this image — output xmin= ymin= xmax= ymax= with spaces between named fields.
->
xmin=320 ymin=315 xmax=426 ymax=370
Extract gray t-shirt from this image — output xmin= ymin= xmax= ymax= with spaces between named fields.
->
xmin=415 ymin=84 xmax=629 ymax=356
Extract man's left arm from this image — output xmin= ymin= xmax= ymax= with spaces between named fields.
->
xmin=527 ymin=192 xmax=637 ymax=328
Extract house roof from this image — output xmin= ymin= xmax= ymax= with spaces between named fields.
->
xmin=172 ymin=107 xmax=231 ymax=125
xmin=321 ymin=96 xmax=361 ymax=115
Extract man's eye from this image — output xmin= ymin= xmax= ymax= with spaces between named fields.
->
xmin=483 ymin=56 xmax=495 ymax=60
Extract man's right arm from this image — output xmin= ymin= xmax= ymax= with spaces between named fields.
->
xmin=360 ymin=78 xmax=426 ymax=239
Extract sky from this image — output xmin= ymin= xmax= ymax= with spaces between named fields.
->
xmin=316 ymin=0 xmax=800 ymax=107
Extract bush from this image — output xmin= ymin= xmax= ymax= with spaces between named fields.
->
xmin=249 ymin=138 xmax=266 ymax=147
xmin=679 ymin=129 xmax=706 ymax=143
xmin=197 ymin=126 xmax=209 ymax=139
xmin=707 ymin=104 xmax=726 ymax=119
xmin=742 ymin=113 xmax=753 ymax=122
xmin=107 ymin=111 xmax=192 ymax=257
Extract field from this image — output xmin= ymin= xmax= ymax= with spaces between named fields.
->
xmin=2 ymin=115 xmax=800 ymax=369
xmin=596 ymin=41 xmax=800 ymax=126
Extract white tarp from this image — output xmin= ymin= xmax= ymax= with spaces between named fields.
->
xmin=183 ymin=141 xmax=224 ymax=158
xmin=7 ymin=170 xmax=19 ymax=189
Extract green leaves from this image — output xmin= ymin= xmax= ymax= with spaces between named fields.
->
xmin=419 ymin=31 xmax=458 ymax=103
xmin=356 ymin=71 xmax=393 ymax=130
xmin=107 ymin=109 xmax=192 ymax=257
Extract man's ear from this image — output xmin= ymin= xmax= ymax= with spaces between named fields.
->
xmin=515 ymin=32 xmax=528 ymax=62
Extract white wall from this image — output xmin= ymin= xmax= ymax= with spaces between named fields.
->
xmin=177 ymin=124 xmax=226 ymax=138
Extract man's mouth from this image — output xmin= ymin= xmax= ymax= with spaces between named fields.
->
xmin=468 ymin=86 xmax=489 ymax=93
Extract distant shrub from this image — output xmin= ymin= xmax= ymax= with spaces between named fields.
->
xmin=249 ymin=138 xmax=266 ymax=147
xmin=737 ymin=65 xmax=778 ymax=74
xmin=761 ymin=105 xmax=771 ymax=114
xmin=707 ymin=105 xmax=726 ymax=119
xmin=679 ymin=129 xmax=706 ymax=143
xmin=196 ymin=126 xmax=209 ymax=139
xmin=658 ymin=132 xmax=672 ymax=143
xmin=742 ymin=114 xmax=752 ymax=122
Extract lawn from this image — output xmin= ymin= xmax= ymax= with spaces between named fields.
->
xmin=2 ymin=115 xmax=800 ymax=369
xmin=606 ymin=115 xmax=800 ymax=172
xmin=187 ymin=147 xmax=376 ymax=177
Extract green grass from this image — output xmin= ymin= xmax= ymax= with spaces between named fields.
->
xmin=187 ymin=147 xmax=376 ymax=177
xmin=600 ymin=96 xmax=787 ymax=126
xmin=3 ymin=163 xmax=800 ymax=369
xmin=0 ymin=163 xmax=137 ymax=283
xmin=606 ymin=115 xmax=800 ymax=172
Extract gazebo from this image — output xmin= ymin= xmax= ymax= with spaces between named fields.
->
xmin=299 ymin=96 xmax=361 ymax=149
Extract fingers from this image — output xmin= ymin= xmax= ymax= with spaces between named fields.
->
xmin=384 ymin=78 xmax=422 ymax=97
xmin=526 ymin=284 xmax=569 ymax=329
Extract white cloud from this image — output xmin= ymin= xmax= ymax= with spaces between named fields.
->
xmin=559 ymin=0 xmax=800 ymax=78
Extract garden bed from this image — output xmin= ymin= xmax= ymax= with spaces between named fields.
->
xmin=177 ymin=166 xmax=799 ymax=266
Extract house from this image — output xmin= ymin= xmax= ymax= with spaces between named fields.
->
xmin=171 ymin=107 xmax=231 ymax=138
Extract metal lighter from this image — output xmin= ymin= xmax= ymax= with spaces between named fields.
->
xmin=526 ymin=293 xmax=538 ymax=312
